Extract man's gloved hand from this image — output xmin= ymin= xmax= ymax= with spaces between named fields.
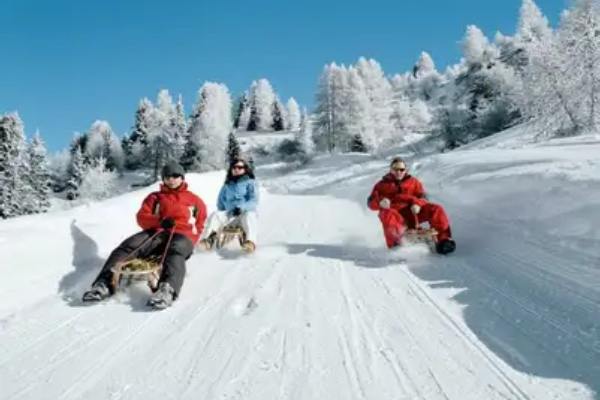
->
xmin=379 ymin=198 xmax=391 ymax=209
xmin=231 ymin=207 xmax=242 ymax=217
xmin=160 ymin=217 xmax=176 ymax=229
xmin=410 ymin=204 xmax=421 ymax=215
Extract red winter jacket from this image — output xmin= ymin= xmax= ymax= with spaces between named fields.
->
xmin=136 ymin=182 xmax=207 ymax=244
xmin=367 ymin=173 xmax=428 ymax=212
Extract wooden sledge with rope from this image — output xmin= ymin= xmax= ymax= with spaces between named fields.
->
xmin=403 ymin=215 xmax=438 ymax=249
xmin=110 ymin=229 xmax=175 ymax=292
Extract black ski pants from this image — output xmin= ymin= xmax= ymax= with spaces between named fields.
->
xmin=93 ymin=229 xmax=194 ymax=297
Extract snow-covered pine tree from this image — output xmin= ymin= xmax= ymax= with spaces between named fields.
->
xmin=498 ymin=0 xmax=553 ymax=71
xmin=297 ymin=107 xmax=315 ymax=157
xmin=314 ymin=63 xmax=351 ymax=152
xmin=355 ymin=58 xmax=394 ymax=151
xmin=173 ymin=95 xmax=188 ymax=161
xmin=247 ymin=79 xmax=276 ymax=132
xmin=345 ymin=66 xmax=375 ymax=151
xmin=286 ymin=98 xmax=301 ymax=131
xmin=0 ymin=113 xmax=28 ymax=218
xmin=25 ymin=133 xmax=51 ymax=213
xmin=85 ymin=120 xmax=124 ymax=172
xmin=66 ymin=146 xmax=86 ymax=200
xmin=183 ymin=82 xmax=232 ymax=171
xmin=521 ymin=0 xmax=600 ymax=136
xmin=79 ymin=156 xmax=118 ymax=201
xmin=227 ymin=131 xmax=242 ymax=164
xmin=271 ymin=98 xmax=286 ymax=131
xmin=233 ymin=93 xmax=249 ymax=129
xmin=126 ymin=98 xmax=153 ymax=169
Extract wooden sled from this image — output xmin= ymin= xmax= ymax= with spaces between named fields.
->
xmin=111 ymin=256 xmax=162 ymax=292
xmin=403 ymin=215 xmax=438 ymax=250
xmin=216 ymin=218 xmax=247 ymax=250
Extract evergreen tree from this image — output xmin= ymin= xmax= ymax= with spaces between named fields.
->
xmin=25 ymin=133 xmax=51 ymax=213
xmin=183 ymin=82 xmax=232 ymax=171
xmin=286 ymin=97 xmax=301 ymax=131
xmin=247 ymin=79 xmax=276 ymax=131
xmin=66 ymin=146 xmax=86 ymax=200
xmin=271 ymin=99 xmax=286 ymax=131
xmin=0 ymin=112 xmax=27 ymax=219
xmin=227 ymin=131 xmax=242 ymax=164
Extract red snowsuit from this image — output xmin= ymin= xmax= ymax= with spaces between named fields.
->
xmin=137 ymin=182 xmax=207 ymax=244
xmin=367 ymin=173 xmax=452 ymax=248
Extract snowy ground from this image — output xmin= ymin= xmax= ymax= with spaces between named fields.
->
xmin=0 ymin=127 xmax=599 ymax=399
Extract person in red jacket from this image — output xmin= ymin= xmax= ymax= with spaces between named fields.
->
xmin=368 ymin=157 xmax=456 ymax=254
xmin=82 ymin=161 xmax=207 ymax=309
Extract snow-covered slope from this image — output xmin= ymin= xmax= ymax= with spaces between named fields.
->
xmin=1 ymin=128 xmax=599 ymax=400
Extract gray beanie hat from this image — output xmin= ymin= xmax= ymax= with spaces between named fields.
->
xmin=161 ymin=161 xmax=185 ymax=179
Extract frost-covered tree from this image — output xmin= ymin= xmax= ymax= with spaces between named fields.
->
xmin=0 ymin=113 xmax=28 ymax=218
xmin=24 ymin=133 xmax=51 ymax=213
xmin=297 ymin=108 xmax=315 ymax=157
xmin=247 ymin=79 xmax=276 ymax=131
xmin=463 ymin=25 xmax=499 ymax=68
xmin=66 ymin=146 xmax=86 ymax=200
xmin=286 ymin=97 xmax=301 ymax=131
xmin=520 ymin=0 xmax=600 ymax=136
xmin=271 ymin=98 xmax=286 ymax=131
xmin=85 ymin=120 xmax=124 ymax=171
xmin=227 ymin=131 xmax=242 ymax=164
xmin=79 ymin=156 xmax=118 ymax=201
xmin=314 ymin=63 xmax=351 ymax=152
xmin=126 ymin=98 xmax=153 ymax=169
xmin=355 ymin=58 xmax=394 ymax=149
xmin=233 ymin=93 xmax=250 ymax=129
xmin=48 ymin=149 xmax=71 ymax=192
xmin=183 ymin=82 xmax=232 ymax=171
xmin=345 ymin=66 xmax=375 ymax=151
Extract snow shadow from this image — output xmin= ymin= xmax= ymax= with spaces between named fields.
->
xmin=59 ymin=220 xmax=105 ymax=307
xmin=409 ymin=241 xmax=600 ymax=398
xmin=286 ymin=243 xmax=406 ymax=269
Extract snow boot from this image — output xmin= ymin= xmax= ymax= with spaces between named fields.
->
xmin=146 ymin=282 xmax=175 ymax=309
xmin=241 ymin=240 xmax=256 ymax=253
xmin=436 ymin=239 xmax=456 ymax=255
xmin=82 ymin=281 xmax=111 ymax=302
xmin=198 ymin=232 xmax=217 ymax=251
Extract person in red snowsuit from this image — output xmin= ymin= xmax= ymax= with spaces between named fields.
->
xmin=367 ymin=157 xmax=456 ymax=254
xmin=82 ymin=162 xmax=207 ymax=308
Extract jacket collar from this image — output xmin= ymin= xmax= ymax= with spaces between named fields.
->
xmin=159 ymin=181 xmax=188 ymax=193
xmin=382 ymin=172 xmax=412 ymax=183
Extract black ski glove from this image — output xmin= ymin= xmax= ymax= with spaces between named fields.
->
xmin=231 ymin=207 xmax=242 ymax=217
xmin=160 ymin=217 xmax=176 ymax=229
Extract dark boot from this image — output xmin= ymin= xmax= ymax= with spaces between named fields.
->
xmin=436 ymin=239 xmax=456 ymax=255
xmin=82 ymin=281 xmax=111 ymax=302
xmin=147 ymin=282 xmax=175 ymax=309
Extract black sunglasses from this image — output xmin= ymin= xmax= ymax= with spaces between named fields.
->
xmin=165 ymin=174 xmax=183 ymax=179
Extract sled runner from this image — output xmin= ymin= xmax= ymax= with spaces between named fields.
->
xmin=215 ymin=217 xmax=247 ymax=250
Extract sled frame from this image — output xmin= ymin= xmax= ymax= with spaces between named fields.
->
xmin=215 ymin=217 xmax=247 ymax=249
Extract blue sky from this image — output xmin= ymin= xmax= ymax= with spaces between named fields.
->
xmin=1 ymin=0 xmax=565 ymax=151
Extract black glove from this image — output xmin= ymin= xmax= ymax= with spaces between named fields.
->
xmin=160 ymin=217 xmax=175 ymax=229
xmin=231 ymin=207 xmax=242 ymax=217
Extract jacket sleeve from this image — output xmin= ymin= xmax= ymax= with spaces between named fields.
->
xmin=412 ymin=179 xmax=428 ymax=207
xmin=194 ymin=197 xmax=208 ymax=236
xmin=136 ymin=193 xmax=161 ymax=230
xmin=367 ymin=182 xmax=381 ymax=211
xmin=240 ymin=180 xmax=258 ymax=212
xmin=217 ymin=185 xmax=227 ymax=211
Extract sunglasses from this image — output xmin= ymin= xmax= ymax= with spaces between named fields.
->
xmin=392 ymin=167 xmax=406 ymax=172
xmin=165 ymin=174 xmax=183 ymax=179
xmin=232 ymin=165 xmax=245 ymax=170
